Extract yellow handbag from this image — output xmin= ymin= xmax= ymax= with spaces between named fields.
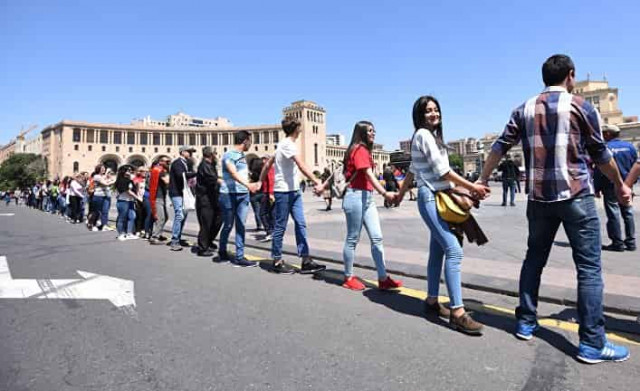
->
xmin=435 ymin=188 xmax=475 ymax=224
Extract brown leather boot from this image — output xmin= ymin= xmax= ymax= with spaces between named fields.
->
xmin=423 ymin=300 xmax=451 ymax=319
xmin=450 ymin=312 xmax=484 ymax=335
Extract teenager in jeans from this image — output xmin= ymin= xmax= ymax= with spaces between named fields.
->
xmin=218 ymin=131 xmax=260 ymax=267
xmin=149 ymin=156 xmax=171 ymax=245
xmin=478 ymin=55 xmax=631 ymax=363
xmin=168 ymin=146 xmax=197 ymax=251
xmin=88 ymin=164 xmax=115 ymax=231
xmin=259 ymin=116 xmax=326 ymax=275
xmin=68 ymin=175 xmax=85 ymax=224
xmin=316 ymin=121 xmax=402 ymax=291
xmin=115 ymin=166 xmax=142 ymax=241
xmin=259 ymin=155 xmax=275 ymax=242
xmin=396 ymin=96 xmax=490 ymax=335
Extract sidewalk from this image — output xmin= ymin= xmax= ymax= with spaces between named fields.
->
xmin=111 ymin=183 xmax=640 ymax=315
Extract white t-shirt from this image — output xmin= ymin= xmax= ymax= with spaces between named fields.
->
xmin=274 ymin=138 xmax=300 ymax=192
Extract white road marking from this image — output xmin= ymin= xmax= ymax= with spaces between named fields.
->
xmin=0 ymin=213 xmax=15 ymax=216
xmin=0 ymin=255 xmax=136 ymax=312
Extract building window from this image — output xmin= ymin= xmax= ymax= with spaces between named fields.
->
xmin=200 ymin=134 xmax=207 ymax=145
xmin=86 ymin=129 xmax=94 ymax=143
xmin=142 ymin=147 xmax=146 ymax=153
xmin=223 ymin=134 xmax=230 ymax=145
xmin=128 ymin=147 xmax=133 ymax=153
xmin=189 ymin=134 xmax=196 ymax=146
xmin=262 ymin=131 xmax=270 ymax=143
xmin=212 ymin=133 xmax=219 ymax=145
xmin=265 ymin=146 xmax=268 ymax=151
xmin=73 ymin=162 xmax=79 ymax=173
xmin=167 ymin=148 xmax=171 ymax=153
xmin=140 ymin=133 xmax=148 ymax=145
xmin=100 ymin=130 xmax=108 ymax=144
xmin=88 ymin=145 xmax=92 ymax=152
xmin=224 ymin=147 xmax=228 ymax=152
xmin=73 ymin=128 xmax=81 ymax=142
xmin=253 ymin=132 xmax=260 ymax=144
xmin=154 ymin=147 xmax=158 ymax=153
xmin=177 ymin=134 xmax=185 ymax=146
xmin=127 ymin=132 xmax=135 ymax=145
xmin=165 ymin=134 xmax=173 ymax=145
xmin=74 ymin=145 xmax=79 ymax=151
xmin=314 ymin=143 xmax=318 ymax=166
xmin=273 ymin=131 xmax=279 ymax=143
xmin=116 ymin=146 xmax=120 ymax=152
xmin=113 ymin=131 xmax=122 ymax=144
xmin=153 ymin=134 xmax=161 ymax=145
xmin=102 ymin=146 xmax=106 ymax=152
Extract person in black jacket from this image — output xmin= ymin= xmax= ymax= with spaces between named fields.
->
xmin=168 ymin=145 xmax=197 ymax=251
xmin=195 ymin=146 xmax=222 ymax=256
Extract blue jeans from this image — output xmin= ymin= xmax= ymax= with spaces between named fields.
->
xmin=342 ymin=189 xmax=388 ymax=279
xmin=171 ymin=196 xmax=189 ymax=245
xmin=91 ymin=196 xmax=106 ymax=227
xmin=272 ymin=190 xmax=310 ymax=261
xmin=417 ymin=186 xmax=464 ymax=308
xmin=143 ymin=196 xmax=153 ymax=234
xmin=102 ymin=196 xmax=111 ymax=227
xmin=517 ymin=196 xmax=605 ymax=350
xmin=502 ymin=179 xmax=516 ymax=205
xmin=602 ymin=186 xmax=635 ymax=248
xmin=116 ymin=200 xmax=136 ymax=235
xmin=219 ymin=192 xmax=250 ymax=260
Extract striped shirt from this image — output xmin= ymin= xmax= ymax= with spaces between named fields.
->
xmin=409 ymin=128 xmax=452 ymax=191
xmin=491 ymin=86 xmax=612 ymax=202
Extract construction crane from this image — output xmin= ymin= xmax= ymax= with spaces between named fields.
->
xmin=16 ymin=124 xmax=38 ymax=140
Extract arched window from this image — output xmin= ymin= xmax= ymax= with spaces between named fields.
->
xmin=73 ymin=162 xmax=79 ymax=173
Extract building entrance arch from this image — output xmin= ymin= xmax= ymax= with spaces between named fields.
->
xmin=127 ymin=154 xmax=148 ymax=168
xmin=99 ymin=154 xmax=122 ymax=174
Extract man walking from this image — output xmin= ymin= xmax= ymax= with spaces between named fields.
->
xmin=478 ymin=54 xmax=632 ymax=363
xmin=168 ymin=146 xmax=197 ymax=251
xmin=149 ymin=156 xmax=171 ymax=245
xmin=594 ymin=124 xmax=637 ymax=252
xmin=499 ymin=154 xmax=518 ymax=206
xmin=195 ymin=147 xmax=221 ymax=257
xmin=218 ymin=131 xmax=260 ymax=267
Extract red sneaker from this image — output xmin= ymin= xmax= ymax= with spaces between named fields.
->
xmin=342 ymin=276 xmax=366 ymax=291
xmin=378 ymin=276 xmax=403 ymax=290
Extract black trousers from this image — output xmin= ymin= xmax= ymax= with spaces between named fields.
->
xmin=196 ymin=195 xmax=222 ymax=252
xmin=69 ymin=196 xmax=82 ymax=222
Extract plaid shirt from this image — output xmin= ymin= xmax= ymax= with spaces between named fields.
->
xmin=491 ymin=86 xmax=612 ymax=202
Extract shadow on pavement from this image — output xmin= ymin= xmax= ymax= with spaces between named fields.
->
xmin=553 ymin=241 xmax=571 ymax=248
xmin=549 ymin=308 xmax=640 ymax=343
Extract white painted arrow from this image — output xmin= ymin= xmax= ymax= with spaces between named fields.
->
xmin=0 ymin=213 xmax=15 ymax=216
xmin=0 ymin=256 xmax=136 ymax=311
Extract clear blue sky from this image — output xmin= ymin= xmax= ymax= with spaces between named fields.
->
xmin=1 ymin=0 xmax=639 ymax=149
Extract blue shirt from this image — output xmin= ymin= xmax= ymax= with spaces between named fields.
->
xmin=220 ymin=150 xmax=249 ymax=194
xmin=594 ymin=138 xmax=638 ymax=191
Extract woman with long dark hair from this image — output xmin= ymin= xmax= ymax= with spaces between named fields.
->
xmin=396 ymin=96 xmax=490 ymax=335
xmin=115 ymin=165 xmax=142 ymax=241
xmin=317 ymin=121 xmax=402 ymax=291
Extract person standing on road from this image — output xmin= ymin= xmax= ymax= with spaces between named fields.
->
xmin=320 ymin=167 xmax=333 ymax=211
xmin=594 ymin=124 xmax=637 ymax=252
xmin=316 ymin=121 xmax=402 ymax=291
xmin=115 ymin=166 xmax=142 ymax=241
xmin=218 ymin=131 xmax=260 ymax=267
xmin=259 ymin=156 xmax=276 ymax=242
xmin=88 ymin=164 xmax=115 ymax=231
xmin=68 ymin=174 xmax=86 ymax=224
xmin=395 ymin=95 xmax=490 ymax=336
xmin=259 ymin=116 xmax=326 ymax=275
xmin=477 ymin=54 xmax=632 ymax=363
xmin=195 ymin=146 xmax=221 ymax=257
xmin=499 ymin=154 xmax=518 ymax=206
xmin=149 ymin=156 xmax=171 ymax=245
xmin=248 ymin=157 xmax=265 ymax=232
xmin=168 ymin=146 xmax=197 ymax=251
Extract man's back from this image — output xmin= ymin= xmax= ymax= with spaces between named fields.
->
xmin=492 ymin=86 xmax=612 ymax=202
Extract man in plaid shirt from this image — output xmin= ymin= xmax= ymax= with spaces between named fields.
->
xmin=478 ymin=54 xmax=632 ymax=364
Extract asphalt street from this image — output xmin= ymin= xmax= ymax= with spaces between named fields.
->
xmin=1 ymin=205 xmax=639 ymax=391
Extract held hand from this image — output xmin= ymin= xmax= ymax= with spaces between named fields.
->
xmin=269 ymin=194 xmax=275 ymax=204
xmin=471 ymin=183 xmax=490 ymax=199
xmin=383 ymin=191 xmax=396 ymax=203
xmin=616 ymin=183 xmax=632 ymax=206
xmin=594 ymin=191 xmax=601 ymax=199
xmin=248 ymin=183 xmax=260 ymax=193
xmin=393 ymin=191 xmax=405 ymax=206
xmin=313 ymin=183 xmax=325 ymax=196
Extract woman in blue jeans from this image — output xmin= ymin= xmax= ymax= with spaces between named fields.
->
xmin=318 ymin=121 xmax=402 ymax=291
xmin=114 ymin=166 xmax=142 ymax=241
xmin=397 ymin=96 xmax=489 ymax=335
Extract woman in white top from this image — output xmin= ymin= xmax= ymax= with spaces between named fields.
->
xmin=397 ymin=96 xmax=490 ymax=335
xmin=68 ymin=174 xmax=86 ymax=224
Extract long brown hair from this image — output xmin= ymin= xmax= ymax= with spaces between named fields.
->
xmin=412 ymin=95 xmax=444 ymax=147
xmin=343 ymin=121 xmax=374 ymax=170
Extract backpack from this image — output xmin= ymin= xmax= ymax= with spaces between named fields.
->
xmin=330 ymin=163 xmax=355 ymax=199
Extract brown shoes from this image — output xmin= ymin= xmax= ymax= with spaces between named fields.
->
xmin=423 ymin=300 xmax=451 ymax=319
xmin=449 ymin=313 xmax=484 ymax=335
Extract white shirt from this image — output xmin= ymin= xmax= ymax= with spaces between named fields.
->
xmin=274 ymin=138 xmax=300 ymax=192
xmin=409 ymin=128 xmax=453 ymax=191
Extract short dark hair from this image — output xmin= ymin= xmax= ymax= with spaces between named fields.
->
xmin=202 ymin=146 xmax=214 ymax=158
xmin=233 ymin=130 xmax=251 ymax=145
xmin=542 ymin=54 xmax=575 ymax=86
xmin=281 ymin=116 xmax=301 ymax=136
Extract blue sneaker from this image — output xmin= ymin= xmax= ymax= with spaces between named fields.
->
xmin=515 ymin=321 xmax=539 ymax=341
xmin=577 ymin=341 xmax=630 ymax=364
xmin=230 ymin=258 xmax=259 ymax=268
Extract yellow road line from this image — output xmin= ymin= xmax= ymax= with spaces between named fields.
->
xmin=243 ymin=255 xmax=639 ymax=346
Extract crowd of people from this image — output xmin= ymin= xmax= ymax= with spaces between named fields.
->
xmin=2 ymin=54 xmax=638 ymax=365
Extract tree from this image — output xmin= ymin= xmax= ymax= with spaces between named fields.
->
xmin=0 ymin=153 xmax=48 ymax=190
xmin=449 ymin=153 xmax=463 ymax=172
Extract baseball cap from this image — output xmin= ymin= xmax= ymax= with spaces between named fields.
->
xmin=602 ymin=124 xmax=620 ymax=133
xmin=179 ymin=145 xmax=196 ymax=153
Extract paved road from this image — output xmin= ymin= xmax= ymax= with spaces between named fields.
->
xmin=1 ymin=205 xmax=639 ymax=391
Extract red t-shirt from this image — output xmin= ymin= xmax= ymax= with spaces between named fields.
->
xmin=346 ymin=145 xmax=374 ymax=191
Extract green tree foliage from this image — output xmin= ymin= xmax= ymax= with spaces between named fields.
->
xmin=449 ymin=153 xmax=463 ymax=171
xmin=0 ymin=153 xmax=48 ymax=190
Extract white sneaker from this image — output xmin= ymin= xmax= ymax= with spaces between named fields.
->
xmin=126 ymin=234 xmax=139 ymax=240
xmin=117 ymin=234 xmax=127 ymax=241
xmin=91 ymin=227 xmax=99 ymax=232
xmin=260 ymin=234 xmax=273 ymax=242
